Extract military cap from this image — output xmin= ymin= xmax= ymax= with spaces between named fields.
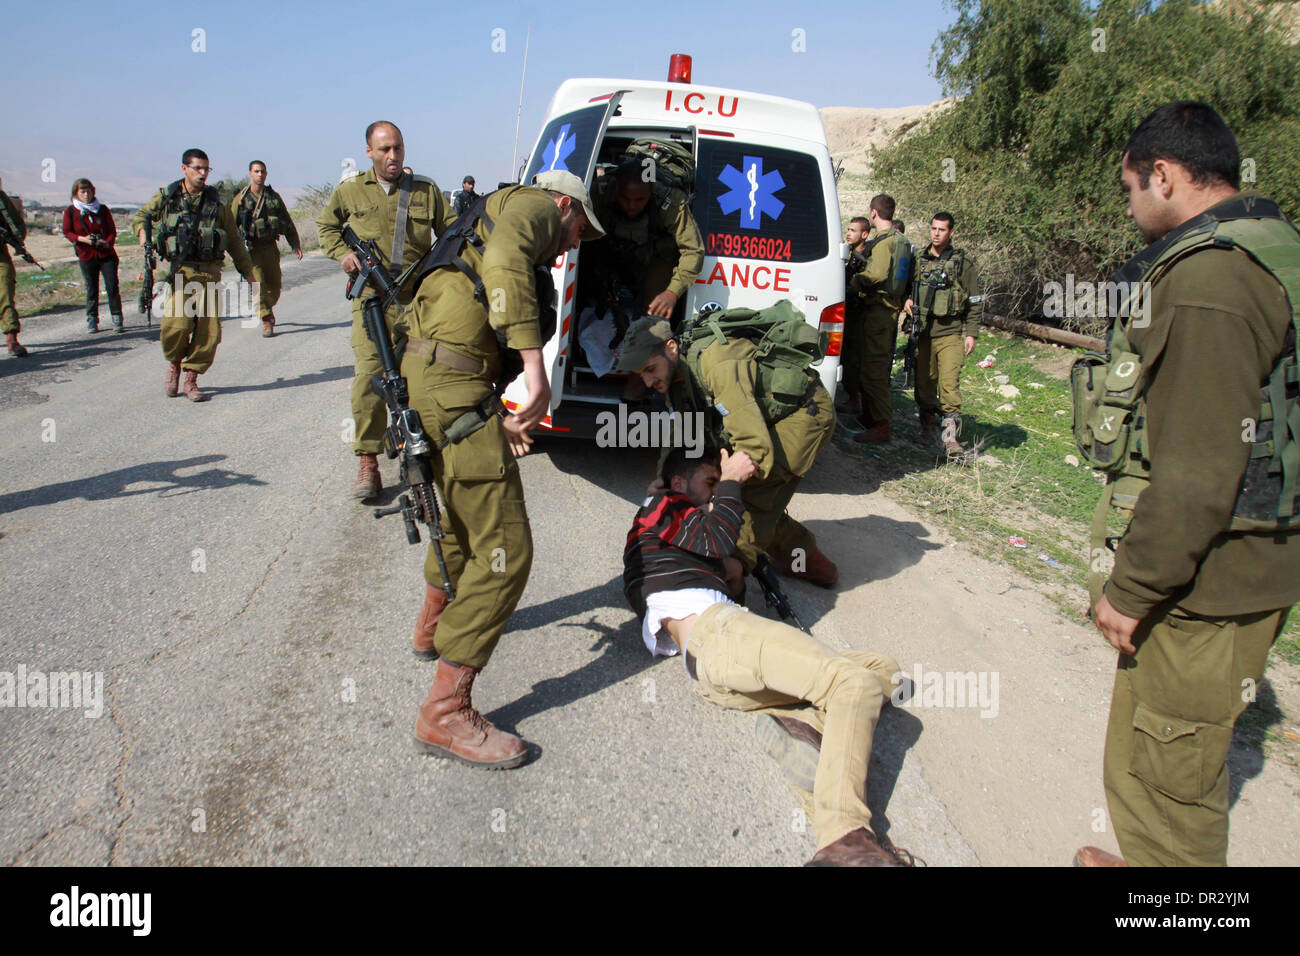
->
xmin=615 ymin=316 xmax=674 ymax=372
xmin=531 ymin=170 xmax=605 ymax=239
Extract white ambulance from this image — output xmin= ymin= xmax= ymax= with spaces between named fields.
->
xmin=502 ymin=55 xmax=847 ymax=436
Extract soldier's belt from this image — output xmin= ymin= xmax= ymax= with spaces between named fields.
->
xmin=406 ymin=337 xmax=486 ymax=375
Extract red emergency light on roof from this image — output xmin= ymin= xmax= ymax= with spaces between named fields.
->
xmin=668 ymin=54 xmax=692 ymax=84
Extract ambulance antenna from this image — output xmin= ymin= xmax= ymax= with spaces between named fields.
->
xmin=511 ymin=23 xmax=532 ymax=182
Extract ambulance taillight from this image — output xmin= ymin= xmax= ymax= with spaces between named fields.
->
xmin=668 ymin=54 xmax=692 ymax=84
xmin=819 ymin=303 xmax=844 ymax=356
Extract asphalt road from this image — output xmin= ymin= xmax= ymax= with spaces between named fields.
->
xmin=2 ymin=254 xmax=1295 ymax=866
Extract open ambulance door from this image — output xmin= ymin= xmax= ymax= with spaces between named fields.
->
xmin=517 ymin=91 xmax=627 ymax=419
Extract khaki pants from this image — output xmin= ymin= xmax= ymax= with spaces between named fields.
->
xmin=160 ymin=261 xmax=224 ymax=373
xmin=688 ymin=602 xmax=899 ymax=848
xmin=858 ymin=306 xmax=897 ymax=424
xmin=350 ymin=300 xmax=406 ymax=456
xmin=248 ymin=241 xmax=281 ymax=319
xmin=915 ymin=333 xmax=964 ymax=416
xmin=1103 ymin=604 xmax=1289 ymax=865
xmin=735 ymin=384 xmax=834 ymax=572
xmin=402 ymin=352 xmax=532 ymax=669
xmin=1 ymin=253 xmax=20 ymax=333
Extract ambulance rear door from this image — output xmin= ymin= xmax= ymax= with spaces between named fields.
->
xmin=509 ymin=91 xmax=627 ymax=424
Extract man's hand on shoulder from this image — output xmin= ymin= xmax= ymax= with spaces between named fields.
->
xmin=719 ymin=448 xmax=756 ymax=484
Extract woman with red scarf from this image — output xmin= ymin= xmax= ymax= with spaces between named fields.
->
xmin=62 ymin=179 xmax=123 ymax=333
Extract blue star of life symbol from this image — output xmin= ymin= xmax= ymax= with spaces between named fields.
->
xmin=717 ymin=155 xmax=785 ymax=229
xmin=541 ymin=124 xmax=577 ymax=172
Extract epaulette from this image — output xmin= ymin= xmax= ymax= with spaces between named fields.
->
xmin=412 ymin=174 xmax=437 ymax=186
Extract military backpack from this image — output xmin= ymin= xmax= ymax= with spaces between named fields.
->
xmin=679 ymin=300 xmax=826 ymax=425
xmin=860 ymin=230 xmax=913 ymax=304
xmin=620 ymin=137 xmax=696 ymax=202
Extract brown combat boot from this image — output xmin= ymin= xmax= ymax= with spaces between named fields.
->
xmin=163 ymin=361 xmax=182 ymax=397
xmin=261 ymin=314 xmax=275 ymax=338
xmin=806 ymin=828 xmax=918 ymax=867
xmin=770 ymin=546 xmax=839 ymax=588
xmin=1074 ymin=846 xmax=1127 ymax=867
xmin=414 ymin=659 xmax=529 ymax=770
xmin=853 ymin=421 xmax=892 ymax=443
xmin=353 ymin=453 xmax=381 ymax=500
xmin=412 ymin=584 xmax=448 ymax=660
xmin=182 ymin=369 xmax=207 ymax=402
xmin=919 ymin=412 xmax=938 ymax=444
xmin=5 ymin=331 xmax=28 ymax=357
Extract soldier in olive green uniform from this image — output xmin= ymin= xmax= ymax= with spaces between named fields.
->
xmin=837 ymin=216 xmax=871 ymax=417
xmin=0 ymin=180 xmax=30 ymax=357
xmin=1074 ymin=103 xmax=1300 ymax=868
xmin=316 ymin=121 xmax=454 ymax=501
xmin=616 ymin=313 xmax=839 ymax=587
xmin=848 ymin=195 xmax=909 ymax=443
xmin=406 ymin=170 xmax=602 ymax=770
xmin=231 ymin=160 xmax=302 ymax=338
xmin=132 ymin=149 xmax=255 ymax=402
xmin=590 ymin=161 xmax=704 ymax=321
xmin=904 ymin=212 xmax=982 ymax=455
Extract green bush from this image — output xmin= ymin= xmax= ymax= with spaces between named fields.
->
xmin=872 ymin=0 xmax=1300 ymax=335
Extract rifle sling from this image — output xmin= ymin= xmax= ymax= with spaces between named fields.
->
xmin=389 ymin=171 xmax=413 ymax=281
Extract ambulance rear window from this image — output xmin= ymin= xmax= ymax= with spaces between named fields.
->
xmin=694 ymin=141 xmax=828 ymax=264
xmin=523 ymin=104 xmax=606 ymax=184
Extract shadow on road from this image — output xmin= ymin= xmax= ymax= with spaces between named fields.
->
xmin=867 ymin=703 xmax=925 ymax=844
xmin=204 ymin=365 xmax=352 ymax=396
xmin=0 ymin=454 xmax=268 ymax=515
xmin=264 ymin=319 xmax=351 ymax=338
xmin=1229 ymin=677 xmax=1285 ymax=810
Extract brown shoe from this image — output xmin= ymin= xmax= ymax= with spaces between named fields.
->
xmin=164 ymin=361 xmax=182 ymax=397
xmin=412 ymin=584 xmax=448 ymax=660
xmin=414 ymin=659 xmax=529 ymax=769
xmin=353 ymin=453 xmax=381 ymax=501
xmin=755 ymin=714 xmax=822 ymax=791
xmin=1074 ymin=845 xmax=1127 ymax=867
xmin=806 ymin=828 xmax=916 ymax=867
xmin=854 ymin=421 xmax=892 ymax=443
xmin=261 ymin=315 xmax=275 ymax=338
xmin=770 ymin=546 xmax=838 ymax=588
xmin=5 ymin=331 xmax=27 ymax=357
xmin=182 ymin=369 xmax=207 ymax=402
xmin=919 ymin=412 xmax=938 ymax=444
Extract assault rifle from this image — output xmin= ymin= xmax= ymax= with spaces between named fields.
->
xmin=897 ymin=312 xmax=918 ymax=391
xmin=0 ymin=216 xmax=44 ymax=270
xmin=340 ymin=223 xmax=455 ymax=598
xmin=139 ymin=218 xmax=156 ymax=327
xmin=752 ymin=554 xmax=808 ymax=633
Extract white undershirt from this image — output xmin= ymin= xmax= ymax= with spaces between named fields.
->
xmin=642 ymin=588 xmax=734 ymax=678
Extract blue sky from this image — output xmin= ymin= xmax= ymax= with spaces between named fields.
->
xmin=1 ymin=0 xmax=953 ymax=203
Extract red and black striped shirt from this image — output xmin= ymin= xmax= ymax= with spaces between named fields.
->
xmin=623 ymin=480 xmax=745 ymax=617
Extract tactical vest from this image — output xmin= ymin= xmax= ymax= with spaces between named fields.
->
xmin=913 ymin=246 xmax=968 ymax=323
xmin=155 ymin=181 xmax=225 ymax=263
xmin=411 ymin=187 xmax=556 ymax=389
xmin=235 ymin=186 xmax=284 ymax=242
xmin=676 ymin=301 xmax=825 ymax=444
xmin=1070 ymin=196 xmax=1300 ymax=599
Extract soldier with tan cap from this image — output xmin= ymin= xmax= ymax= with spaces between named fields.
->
xmin=404 ymin=169 xmax=602 ymax=770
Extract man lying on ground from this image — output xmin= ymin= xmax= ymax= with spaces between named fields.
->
xmin=622 ymin=443 xmax=915 ymax=866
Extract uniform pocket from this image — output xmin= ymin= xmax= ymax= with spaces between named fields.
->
xmin=1129 ymin=702 xmax=1231 ymax=804
xmin=440 ymin=415 xmax=513 ymax=481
